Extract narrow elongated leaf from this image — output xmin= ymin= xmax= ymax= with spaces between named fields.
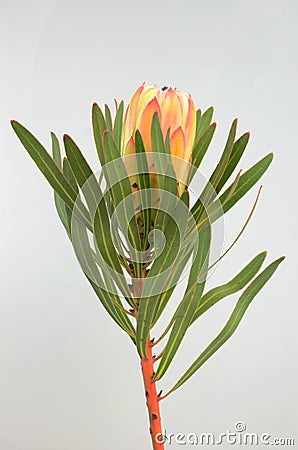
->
xmin=104 ymin=104 xmax=113 ymax=132
xmin=195 ymin=169 xmax=241 ymax=230
xmin=151 ymin=240 xmax=194 ymax=327
xmin=136 ymin=191 xmax=190 ymax=357
xmin=51 ymin=133 xmax=70 ymax=234
xmin=191 ymin=153 xmax=273 ymax=223
xmin=191 ymin=251 xmax=267 ymax=324
xmin=63 ymin=134 xmax=102 ymax=216
xmin=220 ymin=153 xmax=273 ymax=215
xmin=113 ymin=100 xmax=124 ymax=149
xmin=195 ymin=106 xmax=214 ymax=143
xmin=151 ymin=113 xmax=179 ymax=238
xmin=53 ymin=186 xmax=70 ymax=232
xmin=11 ymin=121 xmax=92 ymax=230
xmin=191 ymin=123 xmax=216 ymax=173
xmin=63 ymin=134 xmax=132 ymax=300
xmin=153 ymin=169 xmax=242 ymax=335
xmin=72 ymin=216 xmax=136 ymax=340
xmin=102 ymin=130 xmax=142 ymax=270
xmin=136 ymin=215 xmax=181 ymax=357
xmin=88 ymin=276 xmax=136 ymax=343
xmin=135 ymin=130 xmax=151 ymax=249
xmin=92 ymin=103 xmax=108 ymax=167
xmin=153 ymin=221 xmax=211 ymax=380
xmin=195 ymin=109 xmax=201 ymax=127
xmin=194 ymin=119 xmax=237 ymax=220
xmin=51 ymin=134 xmax=135 ymax=333
xmin=54 ymin=197 xmax=70 ymax=235
xmin=50 ymin=139 xmax=135 ymax=336
xmin=186 ymin=219 xmax=211 ymax=290
xmin=151 ymin=113 xmax=178 ymax=197
xmin=163 ymin=256 xmax=285 ymax=397
xmin=62 ymin=157 xmax=80 ymax=232
xmin=151 ymin=189 xmax=208 ymax=329
xmin=153 ymin=205 xmax=213 ymax=331
xmin=210 ymin=118 xmax=237 ymax=192
xmin=154 ymin=209 xmax=254 ymax=342
xmin=216 ymin=132 xmax=250 ymax=193
xmin=63 ymin=157 xmax=79 ymax=194
xmin=51 ymin=132 xmax=62 ymax=167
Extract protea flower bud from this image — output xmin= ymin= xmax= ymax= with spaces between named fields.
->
xmin=121 ymin=83 xmax=196 ymax=196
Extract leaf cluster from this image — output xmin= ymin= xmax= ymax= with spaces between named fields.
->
xmin=11 ymin=101 xmax=284 ymax=397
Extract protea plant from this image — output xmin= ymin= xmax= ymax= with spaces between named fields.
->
xmin=11 ymin=83 xmax=284 ymax=450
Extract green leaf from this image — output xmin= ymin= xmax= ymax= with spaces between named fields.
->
xmin=195 ymin=106 xmax=214 ymax=143
xmin=72 ymin=216 xmax=136 ymax=340
xmin=62 ymin=157 xmax=80 ymax=232
xmin=191 ymin=153 xmax=273 ymax=224
xmin=49 ymin=136 xmax=135 ymax=330
xmin=53 ymin=187 xmax=70 ymax=233
xmin=150 ymin=189 xmax=190 ymax=280
xmin=194 ymin=119 xmax=237 ymax=219
xmin=190 ymin=123 xmax=216 ymax=175
xmin=63 ymin=134 xmax=132 ymax=300
xmin=210 ymin=118 xmax=238 ymax=192
xmin=102 ymin=130 xmax=142 ymax=269
xmin=51 ymin=133 xmax=70 ymax=234
xmin=220 ymin=153 xmax=273 ymax=215
xmin=151 ymin=113 xmax=179 ymax=236
xmin=135 ymin=130 xmax=152 ymax=249
xmin=63 ymin=134 xmax=102 ymax=216
xmin=136 ymin=191 xmax=190 ymax=357
xmin=11 ymin=120 xmax=92 ymax=231
xmin=153 ymin=220 xmax=211 ymax=380
xmin=163 ymin=256 xmax=285 ymax=397
xmin=136 ymin=215 xmax=181 ymax=357
xmin=190 ymin=251 xmax=267 ymax=324
xmin=105 ymin=104 xmax=113 ymax=132
xmin=151 ymin=240 xmax=194 ymax=327
xmin=193 ymin=168 xmax=242 ymax=232
xmin=51 ymin=132 xmax=62 ymax=167
xmin=195 ymin=109 xmax=201 ymax=128
xmin=216 ymin=132 xmax=250 ymax=193
xmin=92 ymin=103 xmax=108 ymax=168
xmin=151 ymin=192 xmax=206 ymax=329
xmin=63 ymin=157 xmax=79 ymax=194
xmin=154 ymin=221 xmax=258 ymax=342
xmin=151 ymin=113 xmax=178 ymax=197
xmin=49 ymin=134 xmax=135 ymax=335
xmin=113 ymin=100 xmax=124 ymax=150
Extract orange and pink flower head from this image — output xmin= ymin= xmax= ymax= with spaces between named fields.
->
xmin=121 ymin=83 xmax=196 ymax=195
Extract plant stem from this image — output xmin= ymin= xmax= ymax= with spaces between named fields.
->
xmin=133 ymin=275 xmax=164 ymax=449
xmin=141 ymin=336 xmax=164 ymax=450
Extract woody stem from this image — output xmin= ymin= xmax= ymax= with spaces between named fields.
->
xmin=141 ymin=337 xmax=164 ymax=450
xmin=133 ymin=276 xmax=164 ymax=450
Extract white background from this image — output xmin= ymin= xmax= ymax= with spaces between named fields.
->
xmin=0 ymin=1 xmax=297 ymax=449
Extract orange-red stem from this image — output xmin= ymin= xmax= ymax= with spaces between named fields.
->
xmin=141 ymin=337 xmax=164 ymax=450
xmin=133 ymin=276 xmax=164 ymax=449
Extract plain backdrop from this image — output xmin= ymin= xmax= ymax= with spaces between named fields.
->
xmin=0 ymin=1 xmax=297 ymax=449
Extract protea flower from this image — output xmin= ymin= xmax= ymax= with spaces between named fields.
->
xmin=11 ymin=82 xmax=284 ymax=450
xmin=121 ymin=82 xmax=196 ymax=196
